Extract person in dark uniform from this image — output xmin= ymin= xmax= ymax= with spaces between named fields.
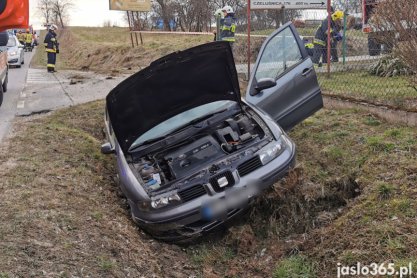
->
xmin=44 ymin=24 xmax=59 ymax=73
xmin=311 ymin=10 xmax=344 ymax=66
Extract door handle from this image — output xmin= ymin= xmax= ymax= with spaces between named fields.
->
xmin=302 ymin=67 xmax=313 ymax=76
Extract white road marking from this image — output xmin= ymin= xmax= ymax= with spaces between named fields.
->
xmin=26 ymin=69 xmax=60 ymax=84
xmin=17 ymin=101 xmax=25 ymax=109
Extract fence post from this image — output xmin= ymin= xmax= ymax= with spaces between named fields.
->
xmin=342 ymin=6 xmax=348 ymax=65
xmin=327 ymin=0 xmax=331 ymax=77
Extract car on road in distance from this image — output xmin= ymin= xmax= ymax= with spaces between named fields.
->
xmin=102 ymin=22 xmax=323 ymax=242
xmin=6 ymin=34 xmax=24 ymax=67
xmin=0 ymin=31 xmax=9 ymax=107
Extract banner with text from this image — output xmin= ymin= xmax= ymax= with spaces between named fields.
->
xmin=109 ymin=0 xmax=151 ymax=12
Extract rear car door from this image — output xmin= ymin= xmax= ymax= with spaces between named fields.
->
xmin=245 ymin=22 xmax=323 ymax=131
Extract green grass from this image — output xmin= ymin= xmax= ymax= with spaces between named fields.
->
xmin=318 ymin=71 xmax=417 ymax=110
xmin=273 ymin=256 xmax=316 ymax=278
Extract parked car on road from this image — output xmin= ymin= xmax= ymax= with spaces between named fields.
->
xmin=102 ymin=23 xmax=323 ymax=242
xmin=0 ymin=31 xmax=9 ymax=107
xmin=7 ymin=35 xmax=24 ymax=67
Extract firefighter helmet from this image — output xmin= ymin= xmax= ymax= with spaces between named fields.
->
xmin=49 ymin=24 xmax=58 ymax=31
xmin=222 ymin=5 xmax=234 ymax=14
xmin=332 ymin=10 xmax=344 ymax=21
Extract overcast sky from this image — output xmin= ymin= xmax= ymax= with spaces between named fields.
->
xmin=29 ymin=0 xmax=127 ymax=28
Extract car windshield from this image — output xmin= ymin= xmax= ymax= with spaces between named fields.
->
xmin=130 ymin=100 xmax=236 ymax=150
xmin=7 ymin=37 xmax=16 ymax=47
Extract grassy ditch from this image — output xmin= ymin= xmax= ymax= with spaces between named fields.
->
xmin=0 ymin=101 xmax=415 ymax=277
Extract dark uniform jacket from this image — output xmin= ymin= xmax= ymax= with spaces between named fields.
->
xmin=220 ymin=14 xmax=237 ymax=42
xmin=314 ymin=17 xmax=339 ymax=46
xmin=44 ymin=31 xmax=59 ymax=53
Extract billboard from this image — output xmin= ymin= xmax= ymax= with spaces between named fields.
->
xmin=109 ymin=0 xmax=151 ymax=12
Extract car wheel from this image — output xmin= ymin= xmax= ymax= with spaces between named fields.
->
xmin=2 ymin=72 xmax=7 ymax=93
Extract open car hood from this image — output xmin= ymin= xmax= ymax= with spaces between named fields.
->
xmin=106 ymin=41 xmax=241 ymax=154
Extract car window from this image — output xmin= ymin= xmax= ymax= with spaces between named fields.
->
xmin=7 ymin=36 xmax=16 ymax=47
xmin=255 ymin=27 xmax=302 ymax=81
xmin=130 ymin=100 xmax=236 ymax=150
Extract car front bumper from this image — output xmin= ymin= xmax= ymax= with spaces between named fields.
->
xmin=8 ymin=55 xmax=20 ymax=65
xmin=129 ymin=136 xmax=296 ymax=241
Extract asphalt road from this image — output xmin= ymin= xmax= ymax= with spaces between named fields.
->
xmin=0 ymin=50 xmax=34 ymax=142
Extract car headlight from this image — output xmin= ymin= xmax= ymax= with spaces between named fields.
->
xmin=9 ymin=51 xmax=17 ymax=56
xmin=139 ymin=192 xmax=182 ymax=211
xmin=258 ymin=140 xmax=284 ymax=165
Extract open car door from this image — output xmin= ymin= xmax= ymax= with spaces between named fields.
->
xmin=0 ymin=0 xmax=29 ymax=32
xmin=245 ymin=22 xmax=323 ymax=131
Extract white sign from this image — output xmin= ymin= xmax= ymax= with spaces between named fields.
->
xmin=251 ymin=0 xmax=327 ymax=10
xmin=109 ymin=0 xmax=151 ymax=12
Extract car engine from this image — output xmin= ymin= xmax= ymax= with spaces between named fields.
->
xmin=130 ymin=108 xmax=272 ymax=195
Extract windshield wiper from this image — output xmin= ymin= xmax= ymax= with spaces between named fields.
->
xmin=130 ymin=107 xmax=233 ymax=152
xmin=187 ymin=108 xmax=228 ymax=126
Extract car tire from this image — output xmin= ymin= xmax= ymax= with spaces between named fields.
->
xmin=368 ymin=37 xmax=381 ymax=56
xmin=2 ymin=72 xmax=7 ymax=93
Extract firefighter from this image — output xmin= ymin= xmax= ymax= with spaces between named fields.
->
xmin=312 ymin=10 xmax=344 ymax=65
xmin=220 ymin=5 xmax=237 ymax=44
xmin=25 ymin=29 xmax=33 ymax=51
xmin=44 ymin=24 xmax=59 ymax=73
xmin=17 ymin=30 xmax=24 ymax=45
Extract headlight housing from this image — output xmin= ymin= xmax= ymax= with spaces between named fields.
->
xmin=258 ymin=139 xmax=284 ymax=165
xmin=139 ymin=192 xmax=182 ymax=211
xmin=9 ymin=51 xmax=17 ymax=56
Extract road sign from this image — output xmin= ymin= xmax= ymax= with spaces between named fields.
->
xmin=109 ymin=0 xmax=151 ymax=12
xmin=251 ymin=0 xmax=326 ymax=10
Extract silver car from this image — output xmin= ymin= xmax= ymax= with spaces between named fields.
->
xmin=7 ymin=35 xmax=24 ymax=68
xmin=102 ymin=23 xmax=323 ymax=242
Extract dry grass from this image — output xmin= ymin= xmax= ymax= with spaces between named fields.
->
xmin=0 ymin=100 xmax=416 ymax=277
xmin=31 ymin=26 xmax=265 ymax=74
xmin=0 ymin=101 xmax=197 ymax=277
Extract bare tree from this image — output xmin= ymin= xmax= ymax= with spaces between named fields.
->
xmin=373 ymin=0 xmax=417 ymax=75
xmin=51 ymin=0 xmax=73 ymax=28
xmin=37 ymin=0 xmax=53 ymax=25
xmin=153 ymin=0 xmax=176 ymax=31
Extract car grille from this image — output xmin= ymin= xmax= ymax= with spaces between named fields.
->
xmin=209 ymin=171 xmax=235 ymax=192
xmin=178 ymin=184 xmax=207 ymax=202
xmin=237 ymin=156 xmax=262 ymax=177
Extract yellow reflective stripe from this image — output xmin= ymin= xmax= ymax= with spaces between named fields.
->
xmin=222 ymin=38 xmax=235 ymax=42
xmin=51 ymin=38 xmax=56 ymax=41
xmin=313 ymin=39 xmax=326 ymax=46
xmin=45 ymin=48 xmax=56 ymax=53
xmin=47 ymin=64 xmax=55 ymax=68
xmin=231 ymin=25 xmax=236 ymax=32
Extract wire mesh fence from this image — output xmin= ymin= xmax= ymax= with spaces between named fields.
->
xmin=232 ymin=8 xmax=417 ymax=112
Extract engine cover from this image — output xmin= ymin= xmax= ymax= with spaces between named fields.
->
xmin=164 ymin=136 xmax=223 ymax=179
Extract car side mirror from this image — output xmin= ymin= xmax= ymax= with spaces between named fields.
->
xmin=252 ymin=78 xmax=276 ymax=96
xmin=18 ymin=44 xmax=24 ymax=48
xmin=101 ymin=142 xmax=115 ymax=154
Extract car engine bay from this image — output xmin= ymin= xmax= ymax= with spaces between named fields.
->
xmin=129 ymin=106 xmax=274 ymax=196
